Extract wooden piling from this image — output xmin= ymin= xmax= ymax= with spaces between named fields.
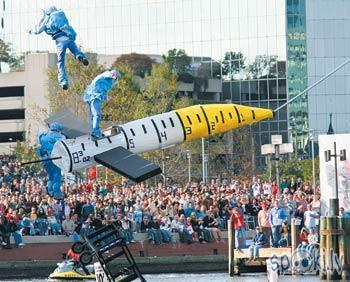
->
xmin=291 ymin=218 xmax=298 ymax=254
xmin=319 ymin=216 xmax=327 ymax=280
xmin=290 ymin=218 xmax=298 ymax=275
xmin=339 ymin=216 xmax=350 ymax=281
xmin=326 ymin=216 xmax=340 ymax=281
xmin=228 ymin=220 xmax=235 ymax=276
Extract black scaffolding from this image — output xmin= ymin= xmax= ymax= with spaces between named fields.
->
xmin=72 ymin=223 xmax=146 ymax=282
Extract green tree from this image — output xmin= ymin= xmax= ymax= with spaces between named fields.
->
xmin=141 ymin=63 xmax=191 ymax=115
xmin=0 ymin=39 xmax=24 ymax=72
xmin=221 ymin=51 xmax=245 ymax=80
xmin=262 ymin=156 xmax=319 ymax=184
xmin=247 ymin=55 xmax=278 ymax=79
xmin=113 ymin=53 xmax=156 ymax=78
xmin=47 ymin=53 xmax=102 ymax=118
xmin=163 ymin=49 xmax=192 ymax=82
xmin=103 ymin=63 xmax=143 ymax=125
xmin=192 ymin=61 xmax=221 ymax=93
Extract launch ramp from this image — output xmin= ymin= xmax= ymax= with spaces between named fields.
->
xmin=72 ymin=223 xmax=146 ymax=282
xmin=94 ymin=146 xmax=162 ymax=182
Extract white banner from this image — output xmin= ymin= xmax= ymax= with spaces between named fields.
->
xmin=319 ymin=134 xmax=350 ymax=215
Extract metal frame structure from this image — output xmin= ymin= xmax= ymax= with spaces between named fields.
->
xmin=72 ymin=223 xmax=146 ymax=282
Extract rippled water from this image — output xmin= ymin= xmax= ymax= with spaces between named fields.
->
xmin=5 ymin=272 xmax=319 ymax=282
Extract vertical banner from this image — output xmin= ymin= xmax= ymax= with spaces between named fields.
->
xmin=319 ymin=134 xmax=350 ymax=215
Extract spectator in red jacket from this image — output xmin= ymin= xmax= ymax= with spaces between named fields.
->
xmin=230 ymin=207 xmax=246 ymax=250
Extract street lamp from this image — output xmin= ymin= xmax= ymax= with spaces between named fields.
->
xmin=202 ymin=138 xmax=208 ymax=183
xmin=324 ymin=142 xmax=346 ymax=216
xmin=261 ymin=135 xmax=293 ymax=194
xmin=161 ymin=150 xmax=170 ymax=187
xmin=185 ymin=150 xmax=192 ymax=183
xmin=309 ymin=130 xmax=316 ymax=195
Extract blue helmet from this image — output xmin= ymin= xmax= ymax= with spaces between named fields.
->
xmin=44 ymin=6 xmax=58 ymax=15
xmin=50 ymin=122 xmax=63 ymax=132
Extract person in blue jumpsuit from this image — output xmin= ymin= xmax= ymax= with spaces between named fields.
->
xmin=83 ymin=69 xmax=123 ymax=139
xmin=29 ymin=6 xmax=89 ymax=90
xmin=36 ymin=122 xmax=66 ymax=199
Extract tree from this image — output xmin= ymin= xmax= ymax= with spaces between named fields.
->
xmin=47 ymin=53 xmax=102 ymax=118
xmin=0 ymin=39 xmax=25 ymax=72
xmin=221 ymin=51 xmax=245 ymax=80
xmin=262 ymin=156 xmax=320 ymax=184
xmin=163 ymin=49 xmax=192 ymax=81
xmin=247 ymin=55 xmax=278 ymax=79
xmin=141 ymin=63 xmax=190 ymax=115
xmin=103 ymin=63 xmax=143 ymax=125
xmin=192 ymin=61 xmax=221 ymax=93
xmin=113 ymin=53 xmax=156 ymax=78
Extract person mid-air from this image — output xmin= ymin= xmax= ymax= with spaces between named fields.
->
xmin=29 ymin=6 xmax=89 ymax=90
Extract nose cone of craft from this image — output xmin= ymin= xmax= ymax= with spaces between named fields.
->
xmin=175 ymin=104 xmax=273 ymax=141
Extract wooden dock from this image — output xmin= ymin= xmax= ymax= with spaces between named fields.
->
xmin=233 ymin=247 xmax=292 ymax=274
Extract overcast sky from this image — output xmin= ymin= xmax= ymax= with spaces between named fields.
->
xmin=3 ymin=0 xmax=286 ymax=62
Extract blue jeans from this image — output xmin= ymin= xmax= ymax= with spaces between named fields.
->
xmin=43 ymin=160 xmax=62 ymax=199
xmin=235 ymin=227 xmax=246 ymax=249
xmin=20 ymin=218 xmax=35 ymax=235
xmin=86 ymin=99 xmax=102 ymax=137
xmin=49 ymin=222 xmax=61 ymax=235
xmin=55 ymin=37 xmax=85 ymax=86
xmin=147 ymin=229 xmax=162 ymax=245
xmin=36 ymin=219 xmax=49 ymax=235
xmin=73 ymin=231 xmax=80 ymax=242
xmin=160 ymin=229 xmax=172 ymax=242
xmin=11 ymin=232 xmax=22 ymax=246
xmin=123 ymin=229 xmax=134 ymax=243
xmin=249 ymin=244 xmax=262 ymax=258
xmin=271 ymin=225 xmax=282 ymax=247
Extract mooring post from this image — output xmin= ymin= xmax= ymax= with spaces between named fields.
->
xmin=228 ymin=220 xmax=235 ymax=276
xmin=319 ymin=216 xmax=327 ymax=280
xmin=290 ymin=218 xmax=298 ymax=275
xmin=327 ymin=216 xmax=340 ymax=280
xmin=339 ymin=216 xmax=350 ymax=281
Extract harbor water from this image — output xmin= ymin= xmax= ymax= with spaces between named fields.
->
xmin=7 ymin=272 xmax=320 ymax=282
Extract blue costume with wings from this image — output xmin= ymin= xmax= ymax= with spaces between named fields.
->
xmin=29 ymin=6 xmax=88 ymax=89
xmin=36 ymin=122 xmax=66 ymax=199
xmin=83 ymin=69 xmax=123 ymax=138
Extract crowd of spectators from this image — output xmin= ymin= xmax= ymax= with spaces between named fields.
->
xmin=0 ymin=157 xmax=328 ymax=253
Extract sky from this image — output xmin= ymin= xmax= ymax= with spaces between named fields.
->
xmin=2 ymin=0 xmax=286 ymax=63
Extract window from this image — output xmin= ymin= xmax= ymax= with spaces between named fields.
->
xmin=0 ymin=132 xmax=24 ymax=142
xmin=0 ymin=86 xmax=24 ymax=97
xmin=0 ymin=109 xmax=24 ymax=120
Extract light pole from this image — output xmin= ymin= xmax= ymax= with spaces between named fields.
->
xmin=186 ymin=150 xmax=192 ymax=183
xmin=202 ymin=138 xmax=208 ymax=183
xmin=161 ymin=150 xmax=170 ymax=187
xmin=309 ymin=130 xmax=316 ymax=195
xmin=261 ymin=135 xmax=293 ymax=194
xmin=324 ymin=142 xmax=346 ymax=216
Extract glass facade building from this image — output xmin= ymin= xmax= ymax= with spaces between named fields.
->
xmin=286 ymin=0 xmax=308 ymax=155
xmin=306 ymin=0 xmax=350 ymax=136
xmin=4 ymin=0 xmax=350 ymax=165
xmin=1 ymin=0 xmax=288 ymax=167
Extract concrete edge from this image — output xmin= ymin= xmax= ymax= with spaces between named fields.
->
xmin=0 ymin=255 xmax=228 ymax=279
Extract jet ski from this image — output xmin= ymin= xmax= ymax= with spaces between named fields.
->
xmin=48 ymin=260 xmax=95 ymax=280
